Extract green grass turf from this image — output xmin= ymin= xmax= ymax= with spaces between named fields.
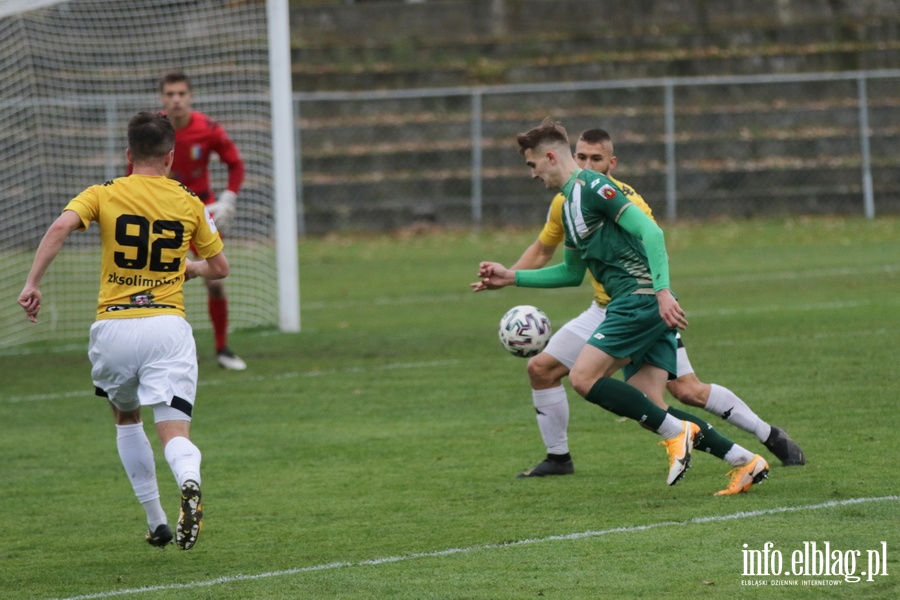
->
xmin=1 ymin=216 xmax=898 ymax=599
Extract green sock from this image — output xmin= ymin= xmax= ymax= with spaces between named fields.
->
xmin=666 ymin=406 xmax=734 ymax=459
xmin=585 ymin=378 xmax=667 ymax=430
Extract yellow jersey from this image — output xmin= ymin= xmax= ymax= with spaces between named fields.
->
xmin=538 ymin=176 xmax=654 ymax=307
xmin=65 ymin=174 xmax=224 ymax=320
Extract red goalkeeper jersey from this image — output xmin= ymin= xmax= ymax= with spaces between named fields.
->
xmin=169 ymin=111 xmax=244 ymax=205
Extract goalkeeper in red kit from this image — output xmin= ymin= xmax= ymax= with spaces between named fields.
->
xmin=158 ymin=69 xmax=246 ymax=370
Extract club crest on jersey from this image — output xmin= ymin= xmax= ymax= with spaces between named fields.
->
xmin=130 ymin=291 xmax=155 ymax=307
xmin=190 ymin=145 xmax=203 ymax=160
xmin=599 ymin=184 xmax=618 ymax=200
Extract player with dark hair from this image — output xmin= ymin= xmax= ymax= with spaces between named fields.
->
xmin=475 ymin=128 xmax=804 ymax=478
xmin=19 ymin=111 xmax=229 ymax=548
xmin=475 ymin=119 xmax=770 ymax=495
xmin=158 ymin=69 xmax=247 ymax=370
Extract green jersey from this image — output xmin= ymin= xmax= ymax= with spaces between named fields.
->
xmin=561 ymin=169 xmax=656 ymax=299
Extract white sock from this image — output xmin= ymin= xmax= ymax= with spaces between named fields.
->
xmin=723 ymin=443 xmax=757 ymax=467
xmin=704 ymin=384 xmax=772 ymax=443
xmin=141 ymin=498 xmax=167 ymax=530
xmin=164 ymin=436 xmax=202 ymax=488
xmin=532 ymin=386 xmax=570 ymax=455
xmin=656 ymin=414 xmax=687 ymax=439
xmin=116 ymin=423 xmax=166 ymax=528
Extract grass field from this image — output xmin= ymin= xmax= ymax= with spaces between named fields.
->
xmin=1 ymin=216 xmax=898 ymax=599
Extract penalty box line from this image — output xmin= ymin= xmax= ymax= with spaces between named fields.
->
xmin=53 ymin=495 xmax=900 ymax=600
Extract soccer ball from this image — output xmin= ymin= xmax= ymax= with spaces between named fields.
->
xmin=498 ymin=305 xmax=552 ymax=358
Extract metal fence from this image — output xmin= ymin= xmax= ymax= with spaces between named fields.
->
xmin=294 ymin=69 xmax=900 ymax=235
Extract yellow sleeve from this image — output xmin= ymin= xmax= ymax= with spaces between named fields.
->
xmin=538 ymin=193 xmax=567 ymax=247
xmin=192 ymin=203 xmax=225 ymax=259
xmin=64 ymin=186 xmax=100 ymax=231
xmin=611 ymin=176 xmax=655 ymax=222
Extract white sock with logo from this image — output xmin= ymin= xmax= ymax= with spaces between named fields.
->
xmin=116 ymin=423 xmax=166 ymax=529
xmin=533 ymin=386 xmax=570 ymax=455
xmin=704 ymin=384 xmax=772 ymax=443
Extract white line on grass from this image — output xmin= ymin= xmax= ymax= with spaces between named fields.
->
xmin=51 ymin=495 xmax=900 ymax=600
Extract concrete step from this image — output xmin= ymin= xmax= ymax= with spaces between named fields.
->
xmin=292 ymin=42 xmax=900 ymax=90
xmin=288 ymin=0 xmax=900 ymax=90
xmin=291 ymin=22 xmax=897 ymax=68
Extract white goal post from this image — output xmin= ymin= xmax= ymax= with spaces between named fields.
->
xmin=0 ymin=0 xmax=299 ymax=350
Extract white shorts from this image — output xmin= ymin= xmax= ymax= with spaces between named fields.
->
xmin=543 ymin=302 xmax=607 ymax=369
xmin=88 ymin=315 xmax=197 ymax=422
xmin=542 ymin=302 xmax=697 ymax=378
xmin=675 ymin=333 xmax=696 ymax=378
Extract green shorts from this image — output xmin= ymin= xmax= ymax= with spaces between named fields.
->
xmin=586 ymin=293 xmax=677 ymax=380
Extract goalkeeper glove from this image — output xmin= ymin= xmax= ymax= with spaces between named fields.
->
xmin=206 ymin=190 xmax=237 ymax=232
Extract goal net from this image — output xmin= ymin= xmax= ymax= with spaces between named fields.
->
xmin=0 ymin=0 xmax=280 ymax=350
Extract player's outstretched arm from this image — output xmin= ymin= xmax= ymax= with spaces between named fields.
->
xmin=471 ymin=261 xmax=515 ymax=291
xmin=511 ymin=238 xmax=558 ymax=271
xmin=515 ymin=247 xmax=586 ymax=289
xmin=19 ymin=210 xmax=83 ymax=323
xmin=471 ymin=239 xmax=560 ymax=292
